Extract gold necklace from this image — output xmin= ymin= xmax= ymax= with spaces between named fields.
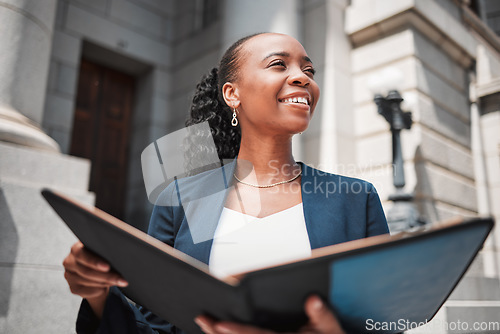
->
xmin=233 ymin=166 xmax=302 ymax=188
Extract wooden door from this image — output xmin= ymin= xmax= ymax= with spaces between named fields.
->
xmin=70 ymin=59 xmax=135 ymax=220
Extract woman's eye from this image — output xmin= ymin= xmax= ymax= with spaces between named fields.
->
xmin=305 ymin=67 xmax=316 ymax=76
xmin=269 ymin=60 xmax=286 ymax=68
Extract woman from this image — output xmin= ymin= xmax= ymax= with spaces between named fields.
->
xmin=63 ymin=32 xmax=389 ymax=334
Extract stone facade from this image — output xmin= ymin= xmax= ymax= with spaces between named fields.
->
xmin=0 ymin=0 xmax=499 ymax=332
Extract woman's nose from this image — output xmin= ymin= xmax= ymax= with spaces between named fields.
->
xmin=288 ymin=68 xmax=310 ymax=87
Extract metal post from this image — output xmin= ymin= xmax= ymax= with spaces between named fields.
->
xmin=374 ymin=90 xmax=426 ymax=232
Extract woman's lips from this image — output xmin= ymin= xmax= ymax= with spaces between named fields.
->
xmin=279 ymin=99 xmax=311 ymax=112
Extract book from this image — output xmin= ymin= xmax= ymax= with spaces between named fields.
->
xmin=42 ymin=188 xmax=494 ymax=333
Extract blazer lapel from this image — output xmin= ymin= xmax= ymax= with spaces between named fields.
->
xmin=175 ymin=159 xmax=236 ymax=265
xmin=300 ymin=162 xmax=340 ymax=249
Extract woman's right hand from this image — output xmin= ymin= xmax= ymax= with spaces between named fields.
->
xmin=63 ymin=241 xmax=128 ymax=318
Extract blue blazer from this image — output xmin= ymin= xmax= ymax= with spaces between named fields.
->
xmin=76 ymin=160 xmax=389 ymax=334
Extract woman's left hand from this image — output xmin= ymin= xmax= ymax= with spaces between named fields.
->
xmin=194 ymin=295 xmax=345 ymax=334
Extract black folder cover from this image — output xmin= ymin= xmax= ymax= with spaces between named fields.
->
xmin=42 ymin=188 xmax=494 ymax=333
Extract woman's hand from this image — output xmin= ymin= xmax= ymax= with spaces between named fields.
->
xmin=62 ymin=241 xmax=128 ymax=318
xmin=194 ymin=295 xmax=345 ymax=334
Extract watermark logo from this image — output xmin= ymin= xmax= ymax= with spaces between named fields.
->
xmin=365 ymin=318 xmax=500 ymax=333
xmin=141 ymin=121 xmax=221 ymax=204
xmin=365 ymin=319 xmax=429 ymax=332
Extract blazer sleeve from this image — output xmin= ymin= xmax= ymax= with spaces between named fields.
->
xmin=366 ymin=183 xmax=390 ymax=237
xmin=75 ymin=184 xmax=181 ymax=334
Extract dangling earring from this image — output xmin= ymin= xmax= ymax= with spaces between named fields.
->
xmin=231 ymin=107 xmax=238 ymax=126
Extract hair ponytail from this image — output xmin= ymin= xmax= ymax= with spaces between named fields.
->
xmin=185 ymin=67 xmax=241 ymax=161
xmin=184 ymin=33 xmax=263 ymax=172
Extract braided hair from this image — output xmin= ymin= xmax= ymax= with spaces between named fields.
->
xmin=184 ymin=33 xmax=263 ymax=168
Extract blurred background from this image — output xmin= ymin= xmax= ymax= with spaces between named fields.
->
xmin=0 ymin=0 xmax=499 ymax=332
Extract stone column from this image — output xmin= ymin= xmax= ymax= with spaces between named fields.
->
xmin=0 ymin=0 xmax=59 ymax=152
xmin=221 ymin=0 xmax=304 ymax=159
xmin=319 ymin=0 xmax=352 ymax=172
xmin=221 ymin=0 xmax=302 ymax=50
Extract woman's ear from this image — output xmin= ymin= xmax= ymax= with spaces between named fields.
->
xmin=222 ymin=82 xmax=240 ymax=109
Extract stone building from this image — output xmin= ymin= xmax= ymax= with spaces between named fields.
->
xmin=0 ymin=0 xmax=499 ymax=332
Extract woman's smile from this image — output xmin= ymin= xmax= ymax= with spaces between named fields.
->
xmin=278 ymin=93 xmax=312 ymax=113
xmin=279 ymin=98 xmax=311 ymax=113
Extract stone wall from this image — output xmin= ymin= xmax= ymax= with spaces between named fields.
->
xmin=43 ymin=0 xmax=179 ymax=228
xmin=347 ymin=0 xmax=478 ymax=220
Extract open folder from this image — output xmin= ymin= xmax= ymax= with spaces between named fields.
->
xmin=42 ymin=188 xmax=494 ymax=333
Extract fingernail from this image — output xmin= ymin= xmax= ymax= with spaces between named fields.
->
xmin=117 ymin=279 xmax=128 ymax=287
xmin=194 ymin=317 xmax=204 ymax=327
xmin=312 ymin=297 xmax=323 ymax=311
xmin=97 ymin=262 xmax=109 ymax=271
xmin=214 ymin=324 xmax=235 ymax=334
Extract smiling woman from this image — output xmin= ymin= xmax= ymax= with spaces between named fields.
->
xmin=62 ymin=33 xmax=389 ymax=334
xmin=229 ymin=34 xmax=319 ymax=138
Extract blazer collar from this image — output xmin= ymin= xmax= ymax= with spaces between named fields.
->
xmin=299 ymin=162 xmax=337 ymax=249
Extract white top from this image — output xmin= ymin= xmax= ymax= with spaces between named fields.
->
xmin=209 ymin=203 xmax=312 ymax=278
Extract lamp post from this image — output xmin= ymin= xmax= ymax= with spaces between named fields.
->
xmin=374 ymin=90 xmax=412 ymax=195
xmin=373 ymin=90 xmax=426 ymax=232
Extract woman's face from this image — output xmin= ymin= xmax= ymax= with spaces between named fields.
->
xmin=228 ymin=33 xmax=320 ymax=136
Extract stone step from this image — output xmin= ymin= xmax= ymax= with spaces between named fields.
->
xmin=0 ymin=142 xmax=95 ymax=333
xmin=0 ymin=183 xmax=93 ymax=266
xmin=445 ymin=304 xmax=500 ymax=333
xmin=0 ymin=142 xmax=91 ymax=192
xmin=449 ymin=276 xmax=500 ymax=301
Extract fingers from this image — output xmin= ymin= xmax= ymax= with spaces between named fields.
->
xmin=62 ymin=241 xmax=128 ymax=300
xmin=194 ymin=296 xmax=345 ymax=334
xmin=194 ymin=316 xmax=216 ymax=334
xmin=64 ymin=270 xmax=113 ymax=288
xmin=71 ymin=241 xmax=110 ymax=272
xmin=303 ymin=295 xmax=345 ymax=334
xmin=194 ymin=316 xmax=275 ymax=334
xmin=66 ymin=259 xmax=125 ymax=286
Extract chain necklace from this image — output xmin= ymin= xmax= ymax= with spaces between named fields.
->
xmin=233 ymin=166 xmax=302 ymax=188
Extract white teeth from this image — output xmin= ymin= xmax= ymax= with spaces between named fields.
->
xmin=281 ymin=97 xmax=309 ymax=105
